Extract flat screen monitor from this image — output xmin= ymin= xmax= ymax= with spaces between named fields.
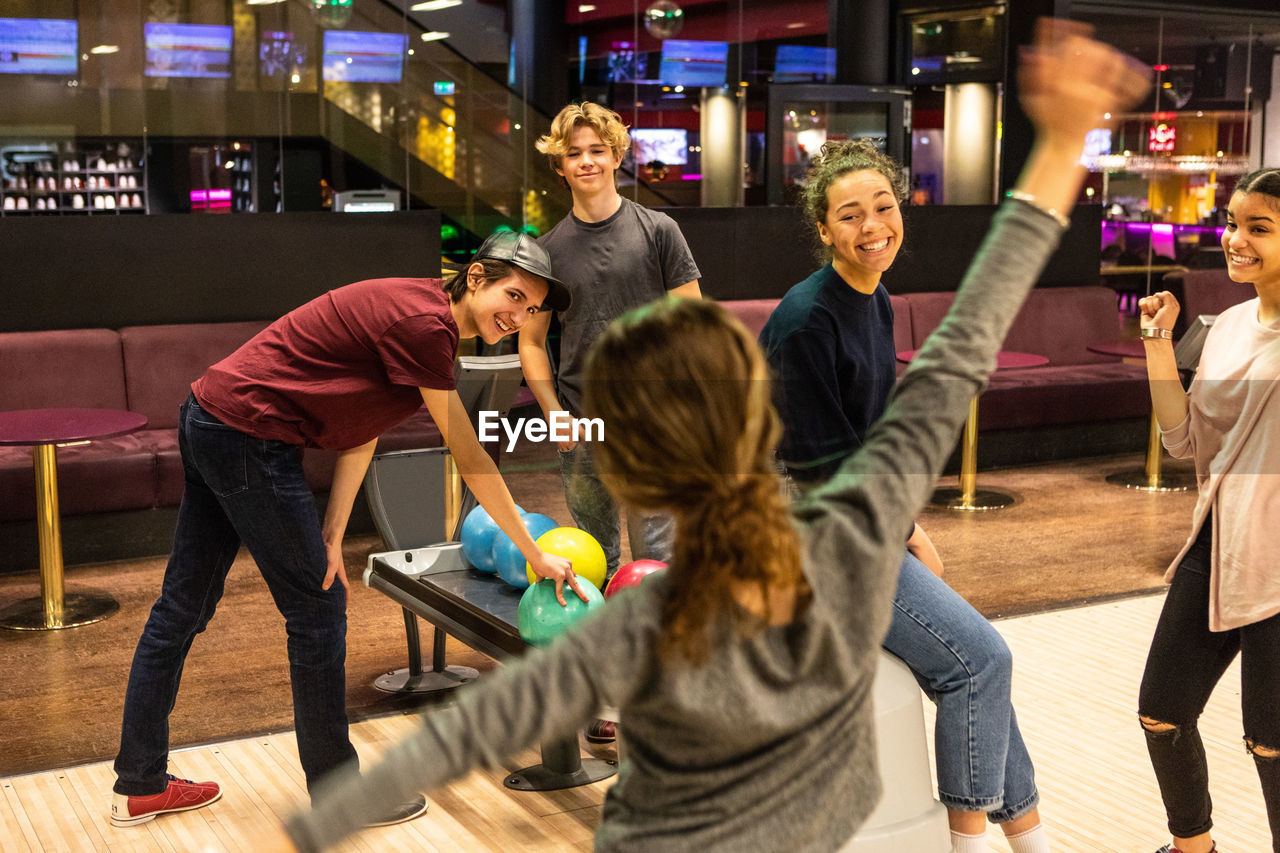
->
xmin=334 ymin=189 xmax=400 ymax=212
xmin=0 ymin=18 xmax=78 ymax=76
xmin=144 ymin=22 xmax=232 ymax=79
xmin=630 ymin=128 xmax=688 ymax=166
xmin=322 ymin=30 xmax=407 ymax=84
xmin=659 ymin=39 xmax=728 ymax=88
xmin=774 ymin=45 xmax=836 ymax=83
xmin=1084 ymin=128 xmax=1112 ymax=158
xmin=260 ymin=30 xmax=306 ymax=80
xmin=908 ymin=7 xmax=1004 ymax=84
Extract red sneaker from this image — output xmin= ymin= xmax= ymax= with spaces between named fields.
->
xmin=110 ymin=775 xmax=222 ymax=827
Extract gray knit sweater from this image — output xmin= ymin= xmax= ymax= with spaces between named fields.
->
xmin=285 ymin=201 xmax=1064 ymax=853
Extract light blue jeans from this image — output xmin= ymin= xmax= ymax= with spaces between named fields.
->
xmin=884 ymin=551 xmax=1039 ymax=822
xmin=558 ymin=443 xmax=673 ymax=576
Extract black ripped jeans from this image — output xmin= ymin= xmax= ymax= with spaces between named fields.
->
xmin=1138 ymin=516 xmax=1280 ymax=850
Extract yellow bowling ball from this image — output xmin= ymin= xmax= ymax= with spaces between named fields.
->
xmin=526 ymin=526 xmax=607 ymax=589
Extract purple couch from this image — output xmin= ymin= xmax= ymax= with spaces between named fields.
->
xmin=722 ymin=284 xmax=1149 ymax=433
xmin=903 ymin=286 xmax=1149 ymax=430
xmin=0 ymin=322 xmax=442 ymax=524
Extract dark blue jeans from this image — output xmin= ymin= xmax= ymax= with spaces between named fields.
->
xmin=114 ymin=395 xmax=356 ymax=798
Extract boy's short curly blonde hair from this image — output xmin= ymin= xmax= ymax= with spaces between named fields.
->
xmin=535 ymin=102 xmax=631 ymax=173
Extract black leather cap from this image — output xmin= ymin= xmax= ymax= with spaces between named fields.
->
xmin=474 ymin=231 xmax=571 ymax=313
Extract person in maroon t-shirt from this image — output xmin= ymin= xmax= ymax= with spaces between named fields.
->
xmin=110 ymin=232 xmax=580 ymax=831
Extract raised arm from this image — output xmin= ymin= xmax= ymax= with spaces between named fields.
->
xmin=1137 ymin=291 xmax=1190 ymax=432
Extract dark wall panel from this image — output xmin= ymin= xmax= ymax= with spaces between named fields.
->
xmin=891 ymin=203 xmax=1102 ymax=293
xmin=665 ymin=203 xmax=1101 ymax=301
xmin=662 ymin=206 xmax=814 ymax=301
xmin=4 ymin=211 xmax=441 ymax=332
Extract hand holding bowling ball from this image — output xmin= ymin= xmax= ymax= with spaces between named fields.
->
xmin=604 ymin=559 xmax=667 ymax=599
xmin=525 ymin=527 xmax=607 ymax=590
xmin=517 ymin=577 xmax=604 ymax=646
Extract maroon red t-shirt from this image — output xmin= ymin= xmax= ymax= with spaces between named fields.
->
xmin=192 ymin=278 xmax=458 ymax=450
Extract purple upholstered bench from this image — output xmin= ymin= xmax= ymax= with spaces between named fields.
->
xmin=0 ymin=322 xmax=444 ymax=525
xmin=903 ymin=286 xmax=1149 ymax=431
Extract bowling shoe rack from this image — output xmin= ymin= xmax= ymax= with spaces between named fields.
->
xmin=0 ymin=139 xmax=147 ymax=216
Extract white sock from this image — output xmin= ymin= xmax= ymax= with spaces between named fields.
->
xmin=1005 ymin=824 xmax=1051 ymax=853
xmin=950 ymin=830 xmax=988 ymax=853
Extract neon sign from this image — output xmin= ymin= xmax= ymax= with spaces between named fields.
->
xmin=1149 ymin=123 xmax=1176 ymax=153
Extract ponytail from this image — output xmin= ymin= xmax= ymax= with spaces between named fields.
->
xmin=583 ymin=298 xmax=806 ymax=664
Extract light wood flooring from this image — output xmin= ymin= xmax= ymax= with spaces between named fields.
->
xmin=1 ymin=592 xmax=1269 ymax=852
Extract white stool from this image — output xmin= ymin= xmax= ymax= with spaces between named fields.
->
xmin=840 ymin=651 xmax=950 ymax=851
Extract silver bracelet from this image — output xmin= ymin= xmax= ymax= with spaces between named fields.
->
xmin=1139 ymin=327 xmax=1173 ymax=341
xmin=1004 ymin=190 xmax=1071 ymax=229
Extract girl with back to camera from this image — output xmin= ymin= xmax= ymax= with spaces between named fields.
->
xmin=1136 ymin=169 xmax=1280 ymax=853
xmin=758 ymin=125 xmax=1044 ymax=853
xmin=267 ymin=22 xmax=1148 ymax=853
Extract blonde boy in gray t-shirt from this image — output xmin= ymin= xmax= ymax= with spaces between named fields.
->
xmin=519 ymin=103 xmax=701 ymax=614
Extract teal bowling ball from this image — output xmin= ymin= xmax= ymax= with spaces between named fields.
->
xmin=517 ymin=577 xmax=604 ymax=646
xmin=493 ymin=513 xmax=559 ymax=588
xmin=460 ymin=506 xmax=501 ymax=572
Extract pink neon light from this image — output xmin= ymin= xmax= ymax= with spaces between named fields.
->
xmin=190 ymin=189 xmax=233 ymax=203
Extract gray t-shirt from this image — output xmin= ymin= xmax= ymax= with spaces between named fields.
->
xmin=284 ymin=201 xmax=1063 ymax=853
xmin=540 ymin=197 xmax=701 ymax=415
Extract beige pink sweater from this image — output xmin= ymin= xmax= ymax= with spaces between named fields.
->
xmin=1162 ymin=297 xmax=1280 ymax=630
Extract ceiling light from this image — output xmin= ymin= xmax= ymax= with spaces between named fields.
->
xmin=89 ymin=44 xmax=119 ymax=54
xmin=420 ymin=31 xmax=450 ymax=41
xmin=411 ymin=0 xmax=462 ymax=10
xmin=578 ymin=4 xmax=597 ymax=11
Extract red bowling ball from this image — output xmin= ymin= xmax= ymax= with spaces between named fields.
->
xmin=603 ymin=559 xmax=667 ymax=599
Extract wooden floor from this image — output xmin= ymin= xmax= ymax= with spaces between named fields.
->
xmin=1 ymin=592 xmax=1270 ymax=852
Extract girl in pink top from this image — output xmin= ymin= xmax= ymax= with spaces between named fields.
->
xmin=1137 ymin=168 xmax=1280 ymax=853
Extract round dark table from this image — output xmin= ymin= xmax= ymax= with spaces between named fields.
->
xmin=0 ymin=408 xmax=148 ymax=630
xmin=898 ymin=350 xmax=1049 ymax=511
xmin=1085 ymin=340 xmax=1194 ymax=493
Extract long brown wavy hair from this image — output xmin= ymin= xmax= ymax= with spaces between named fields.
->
xmin=582 ymin=298 xmax=807 ymax=664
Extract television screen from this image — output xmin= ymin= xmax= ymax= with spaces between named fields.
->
xmin=630 ymin=128 xmax=688 ymax=166
xmin=659 ymin=39 xmax=728 ymax=88
xmin=0 ymin=18 xmax=77 ymax=76
xmin=908 ymin=8 xmax=1004 ymax=83
xmin=774 ymin=45 xmax=835 ymax=83
xmin=1084 ymin=128 xmax=1112 ymax=159
xmin=260 ymin=30 xmax=306 ymax=80
xmin=144 ymin=23 xmax=232 ymax=79
xmin=322 ymin=30 xmax=407 ymax=84
xmin=606 ymin=41 xmax=646 ymax=84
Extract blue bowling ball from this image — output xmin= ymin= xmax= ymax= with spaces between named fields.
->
xmin=460 ymin=505 xmax=501 ymax=572
xmin=517 ymin=577 xmax=604 ymax=646
xmin=493 ymin=513 xmax=559 ymax=588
